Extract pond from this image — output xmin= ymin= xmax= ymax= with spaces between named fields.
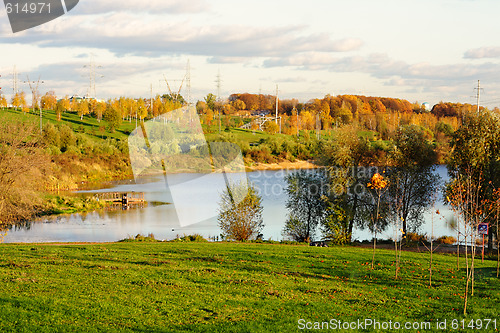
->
xmin=3 ymin=166 xmax=456 ymax=243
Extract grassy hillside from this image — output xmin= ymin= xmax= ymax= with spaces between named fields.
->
xmin=0 ymin=242 xmax=497 ymax=332
xmin=0 ymin=108 xmax=134 ymax=141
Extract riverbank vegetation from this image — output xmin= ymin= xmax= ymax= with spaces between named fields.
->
xmin=0 ymin=242 xmax=498 ymax=332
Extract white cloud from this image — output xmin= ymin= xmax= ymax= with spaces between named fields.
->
xmin=464 ymin=46 xmax=500 ymax=59
xmin=74 ymin=0 xmax=210 ymax=15
xmin=2 ymin=13 xmax=362 ymax=60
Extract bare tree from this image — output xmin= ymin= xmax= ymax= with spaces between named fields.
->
xmin=447 ymin=169 xmax=494 ymax=315
xmin=0 ymin=121 xmax=49 ymax=229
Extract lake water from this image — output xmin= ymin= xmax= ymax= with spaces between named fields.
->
xmin=3 ymin=166 xmax=456 ymax=243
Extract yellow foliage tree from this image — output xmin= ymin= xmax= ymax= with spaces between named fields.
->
xmin=40 ymin=92 xmax=57 ymax=110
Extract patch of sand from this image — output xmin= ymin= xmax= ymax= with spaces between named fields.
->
xmin=245 ymin=160 xmax=318 ymax=172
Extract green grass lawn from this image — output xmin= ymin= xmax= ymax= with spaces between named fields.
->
xmin=0 ymin=242 xmax=498 ymax=332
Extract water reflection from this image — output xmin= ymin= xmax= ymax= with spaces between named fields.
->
xmin=3 ymin=167 xmax=455 ymax=243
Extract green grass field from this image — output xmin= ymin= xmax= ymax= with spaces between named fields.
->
xmin=0 ymin=242 xmax=498 ymax=332
xmin=0 ymin=108 xmax=135 ymax=141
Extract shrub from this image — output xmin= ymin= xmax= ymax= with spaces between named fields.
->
xmin=47 ymin=145 xmax=61 ymax=155
xmin=64 ymin=145 xmax=81 ymax=156
xmin=435 ymin=235 xmax=457 ymax=244
xmin=120 ymin=233 xmax=158 ymax=242
xmin=405 ymin=232 xmax=427 ymax=243
xmin=172 ymin=234 xmax=208 ymax=242
xmin=59 ymin=124 xmax=77 ymax=152
xmin=246 ymin=146 xmax=277 ymax=163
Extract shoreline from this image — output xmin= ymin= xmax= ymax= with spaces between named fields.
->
xmin=245 ymin=159 xmax=318 ymax=172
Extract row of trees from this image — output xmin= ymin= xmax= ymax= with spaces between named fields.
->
xmin=3 ymin=90 xmax=489 ymax=158
xmin=218 ymin=110 xmax=500 ymax=257
xmin=216 ymin=123 xmax=441 ymax=242
xmin=215 ymin=110 xmax=500 ymax=317
xmin=281 ymin=124 xmax=440 ymax=243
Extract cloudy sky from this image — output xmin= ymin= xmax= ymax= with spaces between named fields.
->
xmin=1 ymin=0 xmax=500 ymax=107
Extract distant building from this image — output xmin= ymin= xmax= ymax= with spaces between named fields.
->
xmin=422 ymin=102 xmax=431 ymax=112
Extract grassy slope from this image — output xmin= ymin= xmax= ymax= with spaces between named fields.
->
xmin=1 ymin=108 xmax=279 ymax=144
xmin=0 ymin=242 xmax=498 ymax=332
xmin=0 ymin=108 xmax=135 ymax=141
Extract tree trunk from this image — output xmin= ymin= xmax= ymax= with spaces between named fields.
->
xmin=488 ymin=230 xmax=493 ymax=254
xmin=348 ymin=193 xmax=358 ymax=242
xmin=497 ymin=238 xmax=499 ymax=278
xmin=372 ymin=234 xmax=377 ymax=270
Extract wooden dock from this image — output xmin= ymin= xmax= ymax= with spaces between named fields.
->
xmin=95 ymin=192 xmax=145 ymax=206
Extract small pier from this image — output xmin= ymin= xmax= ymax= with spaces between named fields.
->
xmin=95 ymin=192 xmax=145 ymax=206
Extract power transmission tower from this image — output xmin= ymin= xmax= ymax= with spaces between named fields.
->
xmin=24 ymin=75 xmax=44 ymax=133
xmin=258 ymin=85 xmax=265 ymax=111
xmin=316 ymin=113 xmax=321 ymax=140
xmin=150 ymin=83 xmax=153 ymax=116
xmin=186 ymin=59 xmax=191 ymax=106
xmin=83 ymin=54 xmax=103 ymax=99
xmin=216 ymin=70 xmax=222 ymax=133
xmin=275 ymin=84 xmax=279 ymax=125
xmin=162 ymin=74 xmax=185 ymax=104
xmin=12 ymin=65 xmax=19 ymax=95
xmin=474 ymin=80 xmax=483 ymax=115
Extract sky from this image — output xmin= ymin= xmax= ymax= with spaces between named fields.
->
xmin=1 ymin=0 xmax=500 ymax=107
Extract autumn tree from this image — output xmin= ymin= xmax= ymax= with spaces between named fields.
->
xmin=0 ymin=95 xmax=7 ymax=108
xmin=54 ymin=100 xmax=65 ymax=121
xmin=220 ymin=103 xmax=232 ymax=115
xmin=70 ymin=98 xmax=79 ymax=112
xmin=231 ymin=99 xmax=246 ymax=111
xmin=387 ymin=125 xmax=441 ymax=235
xmin=238 ymin=93 xmax=259 ymax=111
xmin=367 ymin=172 xmax=389 ymax=269
xmin=300 ymin=110 xmax=315 ymax=130
xmin=94 ymin=101 xmax=106 ymax=122
xmin=104 ymin=101 xmax=122 ymax=132
xmin=76 ymin=100 xmax=90 ymax=120
xmin=196 ymin=101 xmax=208 ymax=114
xmin=0 ymin=121 xmax=49 ymax=226
xmin=218 ymin=181 xmax=264 ymax=241
xmin=263 ymin=120 xmax=279 ymax=134
xmin=447 ymin=111 xmax=500 ymax=251
xmin=60 ymin=96 xmax=70 ymax=111
xmin=204 ymin=93 xmax=217 ymax=111
xmin=40 ymin=92 xmax=57 ymax=110
xmin=283 ymin=169 xmax=329 ymax=242
xmin=137 ymin=98 xmax=147 ymax=121
xmin=12 ymin=92 xmax=27 ymax=111
xmin=319 ymin=125 xmax=375 ymax=242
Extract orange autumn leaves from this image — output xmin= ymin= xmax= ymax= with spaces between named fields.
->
xmin=367 ymin=173 xmax=388 ymax=190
